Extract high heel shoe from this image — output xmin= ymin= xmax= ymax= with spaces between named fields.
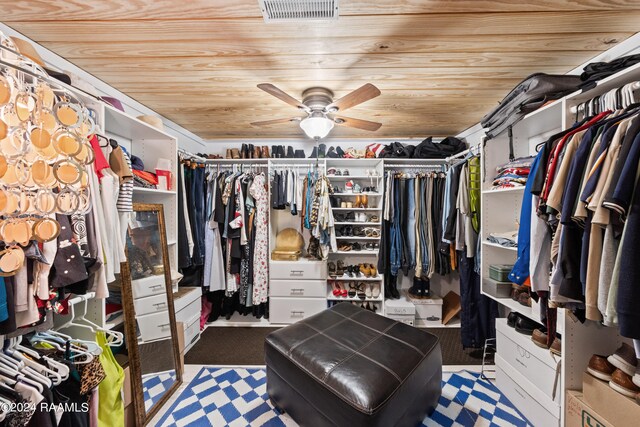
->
xmin=361 ymin=195 xmax=368 ymax=208
xmin=336 ymin=260 xmax=345 ymax=276
xmin=328 ymin=261 xmax=337 ymax=277
xmin=348 ymin=282 xmax=357 ymax=298
xmin=357 ymin=283 xmax=366 ymax=300
xmin=355 ymin=195 xmax=362 ymax=208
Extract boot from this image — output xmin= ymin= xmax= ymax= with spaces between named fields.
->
xmin=253 ymin=145 xmax=261 ymax=158
xmin=408 ymin=277 xmax=422 ymax=298
xmin=278 ymin=145 xmax=285 ymax=158
xmin=318 ymin=143 xmax=326 ymax=158
xmin=294 ymin=149 xmax=305 ymax=158
xmin=389 ymin=275 xmax=400 ymax=299
xmin=384 ymin=273 xmax=392 ymax=299
xmin=248 ymin=144 xmax=255 ymax=158
xmin=225 ymin=148 xmax=232 ymax=159
xmin=286 ymin=146 xmax=295 ymax=158
xmin=336 ymin=146 xmax=345 ymax=158
xmin=271 ymin=145 xmax=278 ymax=158
xmin=421 ymin=277 xmax=431 ymax=298
xmin=240 ymin=143 xmax=247 ymax=159
xmin=326 ymin=146 xmax=339 ymax=158
xmin=308 ymin=146 xmax=318 ymax=158
xmin=262 ymin=146 xmax=270 ymax=158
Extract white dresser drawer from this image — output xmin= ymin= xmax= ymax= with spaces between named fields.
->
xmin=134 ymin=293 xmax=169 ymax=316
xmin=173 ymin=287 xmax=201 ymax=312
xmin=270 ymin=260 xmax=327 ymax=280
xmin=137 ymin=310 xmax=172 ymax=342
xmin=184 ymin=313 xmax=200 ymax=348
xmin=269 ymin=297 xmax=326 ymax=324
xmin=269 ymin=279 xmax=326 ymax=298
xmin=496 ymin=319 xmax=561 ymax=404
xmin=176 ymin=296 xmax=200 ymax=324
xmin=132 ymin=275 xmax=167 ymax=299
xmin=496 ymin=354 xmax=560 ymax=426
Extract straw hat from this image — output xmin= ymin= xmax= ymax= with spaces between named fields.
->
xmin=137 ymin=115 xmax=164 ymax=130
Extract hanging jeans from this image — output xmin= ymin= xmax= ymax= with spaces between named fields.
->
xmin=190 ymin=167 xmax=206 ymax=265
xmin=458 ymin=251 xmax=499 ymax=348
xmin=390 ymin=179 xmax=403 ymax=276
xmin=419 ymin=177 xmax=430 ymax=275
xmin=405 ymin=178 xmax=417 ymax=272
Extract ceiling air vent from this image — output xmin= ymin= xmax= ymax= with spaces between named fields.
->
xmin=259 ymin=0 xmax=339 ymax=22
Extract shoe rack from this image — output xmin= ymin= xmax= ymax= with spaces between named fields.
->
xmin=326 ymin=159 xmax=385 ymax=315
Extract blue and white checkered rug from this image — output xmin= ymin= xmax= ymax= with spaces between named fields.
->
xmin=156 ymin=368 xmax=530 ymax=426
xmin=143 ymin=371 xmax=177 ymax=411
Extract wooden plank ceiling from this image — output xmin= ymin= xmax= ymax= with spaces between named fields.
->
xmin=2 ymin=1 xmax=640 ymax=140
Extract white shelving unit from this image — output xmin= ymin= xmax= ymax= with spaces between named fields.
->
xmin=479 ymin=61 xmax=640 ymax=427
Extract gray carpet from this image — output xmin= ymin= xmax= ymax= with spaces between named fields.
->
xmin=185 ymin=326 xmax=485 ymax=366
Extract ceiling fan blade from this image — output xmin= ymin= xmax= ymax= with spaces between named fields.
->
xmin=250 ymin=117 xmax=301 ymax=127
xmin=257 ymin=83 xmax=308 ymax=111
xmin=326 ymin=83 xmax=381 ymax=113
xmin=332 ymin=116 xmax=382 ymax=132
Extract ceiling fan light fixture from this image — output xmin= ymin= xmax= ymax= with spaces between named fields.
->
xmin=300 ymin=114 xmax=334 ymax=139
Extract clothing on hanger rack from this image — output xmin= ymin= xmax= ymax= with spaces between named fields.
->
xmin=509 ymin=96 xmax=640 ymax=348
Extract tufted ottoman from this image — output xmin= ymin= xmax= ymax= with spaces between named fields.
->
xmin=265 ymin=303 xmax=442 ymax=426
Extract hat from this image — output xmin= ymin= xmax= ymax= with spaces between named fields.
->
xmin=137 ymin=115 xmax=164 ymax=130
xmin=9 ymin=37 xmax=71 ymax=84
xmin=102 ymin=96 xmax=125 ymax=112
xmin=274 ymin=228 xmax=304 ymax=252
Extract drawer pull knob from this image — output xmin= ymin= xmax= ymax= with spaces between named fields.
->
xmin=290 ymin=288 xmax=304 ymax=295
xmin=150 ymin=285 xmax=164 ymax=290
xmin=158 ymin=323 xmax=170 ymax=328
xmin=152 ymin=302 xmax=167 ymax=307
xmin=290 ymin=310 xmax=304 ymax=318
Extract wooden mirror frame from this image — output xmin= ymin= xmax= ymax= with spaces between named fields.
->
xmin=120 ymin=203 xmax=183 ymax=426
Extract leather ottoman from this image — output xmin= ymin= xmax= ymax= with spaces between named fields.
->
xmin=265 ymin=303 xmax=442 ymax=426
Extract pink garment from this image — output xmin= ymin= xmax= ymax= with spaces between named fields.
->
xmin=200 ymin=296 xmax=212 ymax=329
xmin=90 ymin=387 xmax=99 ymax=427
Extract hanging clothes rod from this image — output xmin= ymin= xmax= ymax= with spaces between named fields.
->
xmin=445 ymin=145 xmax=481 ymax=163
xmin=383 ymin=164 xmax=444 ymax=169
xmin=177 ymin=148 xmax=207 ymax=162
xmin=66 ymin=292 xmax=96 ymax=307
xmin=569 ymin=81 xmax=640 ymax=114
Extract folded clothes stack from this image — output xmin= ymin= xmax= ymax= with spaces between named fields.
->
xmin=491 ymin=156 xmax=536 ymax=190
xmin=487 ymin=231 xmax=518 ymax=248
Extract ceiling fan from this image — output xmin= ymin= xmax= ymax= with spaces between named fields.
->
xmin=250 ymin=83 xmax=382 ymax=139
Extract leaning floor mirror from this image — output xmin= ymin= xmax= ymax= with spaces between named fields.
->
xmin=121 ymin=203 xmax=182 ymax=425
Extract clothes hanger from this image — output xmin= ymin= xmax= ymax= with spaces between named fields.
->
xmin=74 ymin=300 xmax=124 ymax=347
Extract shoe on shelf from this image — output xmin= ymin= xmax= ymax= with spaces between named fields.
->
xmin=336 ymin=146 xmax=345 ymax=157
xmin=253 ymin=145 xmax=261 ymax=158
xmin=353 ymin=183 xmax=362 ymax=193
xmin=309 ymin=146 xmax=318 ymax=158
xmin=587 ymin=354 xmax=616 ymax=381
xmin=346 ymin=201 xmax=353 ymax=208
xmin=514 ymin=315 xmax=543 ymax=336
xmin=507 ymin=312 xmax=518 ymax=328
xmin=226 ymin=148 xmax=232 ymax=159
xmin=326 ymin=146 xmax=339 ymax=158
xmin=609 ymin=369 xmax=640 ymax=398
xmin=360 ymin=263 xmax=370 ymax=277
xmin=294 ymin=149 xmax=305 ymax=158
xmin=327 ymin=167 xmax=337 ymax=176
xmin=328 ymin=261 xmax=337 ymax=277
xmin=361 ymin=195 xmax=369 ymax=208
xmin=336 ymin=260 xmax=345 ymax=276
xmin=355 ymin=195 xmax=362 ymax=208
xmin=348 ymin=282 xmax=357 ymax=298
xmin=371 ymin=283 xmax=380 ymax=298
xmin=365 ymin=284 xmax=372 ymax=298
xmin=342 ymin=169 xmax=350 ymax=176
xmin=608 ymin=343 xmax=638 ymax=376
xmin=357 ymin=283 xmax=366 ymax=300
xmin=231 ymin=148 xmax=240 ymax=159
xmin=369 ymin=264 xmax=377 ymax=277
xmin=345 ymin=180 xmax=354 ymax=193
xmin=531 ymin=328 xmax=549 ymax=349
xmin=319 ymin=143 xmax=326 ymax=158
xmin=261 ymin=146 xmax=270 ymax=158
